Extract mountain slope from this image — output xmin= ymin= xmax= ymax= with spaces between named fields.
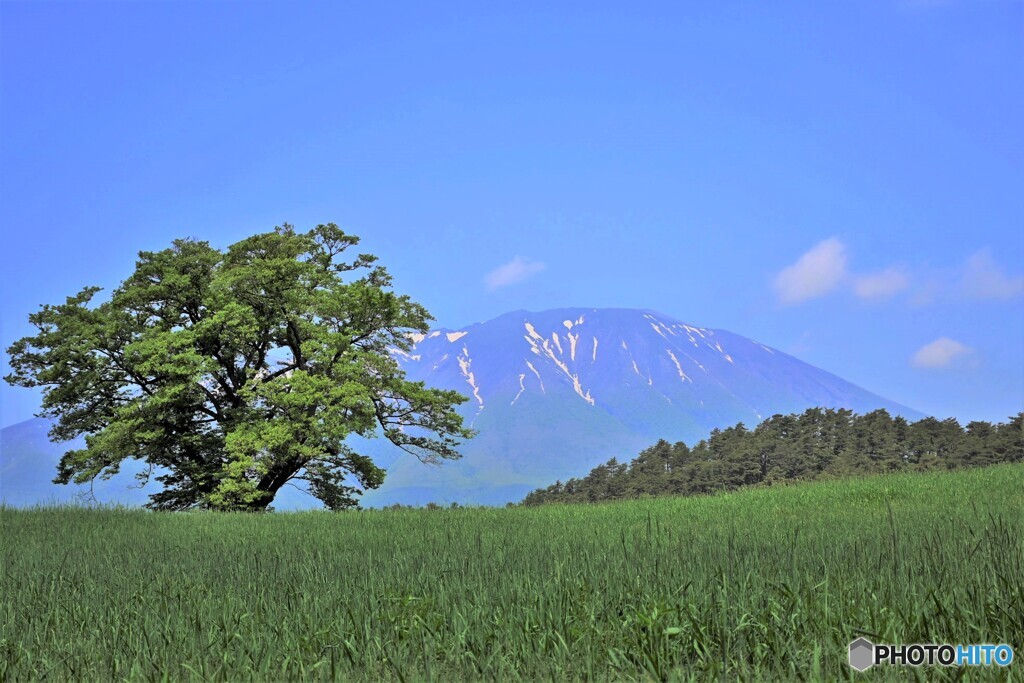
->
xmin=1 ymin=307 xmax=923 ymax=508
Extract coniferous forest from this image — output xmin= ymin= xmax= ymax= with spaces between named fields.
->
xmin=523 ymin=409 xmax=1024 ymax=506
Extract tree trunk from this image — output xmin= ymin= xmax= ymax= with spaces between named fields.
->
xmin=250 ymin=460 xmax=303 ymax=510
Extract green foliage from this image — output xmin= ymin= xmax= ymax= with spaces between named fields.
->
xmin=4 ymin=224 xmax=472 ymax=511
xmin=1 ymin=466 xmax=1021 ymax=680
xmin=524 ymin=408 xmax=1023 ymax=506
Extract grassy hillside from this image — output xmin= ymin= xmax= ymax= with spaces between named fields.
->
xmin=2 ymin=465 xmax=1021 ymax=681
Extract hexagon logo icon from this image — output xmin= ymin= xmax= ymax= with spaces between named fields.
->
xmin=849 ymin=637 xmax=875 ymax=672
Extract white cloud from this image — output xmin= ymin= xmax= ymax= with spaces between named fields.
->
xmin=853 ymin=267 xmax=909 ymax=300
xmin=484 ymin=256 xmax=545 ymax=290
xmin=911 ymin=337 xmax=972 ymax=369
xmin=774 ymin=238 xmax=847 ymax=305
xmin=960 ymin=249 xmax=1024 ymax=300
xmin=776 ymin=241 xmax=1020 ymax=308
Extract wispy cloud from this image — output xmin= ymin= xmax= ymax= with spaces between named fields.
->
xmin=484 ymin=256 xmax=545 ymax=290
xmin=959 ymin=248 xmax=1024 ymax=301
xmin=774 ymin=238 xmax=847 ymax=305
xmin=853 ymin=267 xmax=909 ymax=301
xmin=777 ymin=241 xmax=1021 ymax=308
xmin=911 ymin=337 xmax=972 ymax=369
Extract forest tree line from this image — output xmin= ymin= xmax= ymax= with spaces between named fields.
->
xmin=522 ymin=409 xmax=1023 ymax=506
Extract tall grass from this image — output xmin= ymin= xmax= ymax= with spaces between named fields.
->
xmin=2 ymin=465 xmax=1021 ymax=681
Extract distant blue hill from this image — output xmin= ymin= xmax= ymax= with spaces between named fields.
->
xmin=1 ymin=308 xmax=924 ymax=509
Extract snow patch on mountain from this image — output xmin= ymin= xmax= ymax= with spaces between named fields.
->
xmin=511 ymin=373 xmax=527 ymax=405
xmin=538 ymin=337 xmax=595 ymax=405
xmin=525 ymin=361 xmax=545 ymax=393
xmin=389 ymin=348 xmax=422 ymax=362
xmin=573 ymin=379 xmax=595 ymax=405
xmin=666 ymin=349 xmax=691 ymax=383
xmin=456 ymin=346 xmax=484 ymax=411
xmin=568 ymin=332 xmax=579 ymax=361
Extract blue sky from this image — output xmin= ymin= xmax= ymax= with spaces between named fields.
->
xmin=1 ymin=1 xmax=1021 ymax=428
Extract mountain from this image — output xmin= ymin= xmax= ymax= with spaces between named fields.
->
xmin=361 ymin=308 xmax=922 ymax=506
xmin=0 ymin=307 xmax=923 ymax=508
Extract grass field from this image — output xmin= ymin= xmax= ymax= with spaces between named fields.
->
xmin=1 ymin=465 xmax=1022 ymax=681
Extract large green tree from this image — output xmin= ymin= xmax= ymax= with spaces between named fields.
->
xmin=5 ymin=224 xmax=472 ymax=511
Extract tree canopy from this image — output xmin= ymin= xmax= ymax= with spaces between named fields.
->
xmin=5 ymin=224 xmax=472 ymax=511
xmin=523 ymin=408 xmax=1023 ymax=506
